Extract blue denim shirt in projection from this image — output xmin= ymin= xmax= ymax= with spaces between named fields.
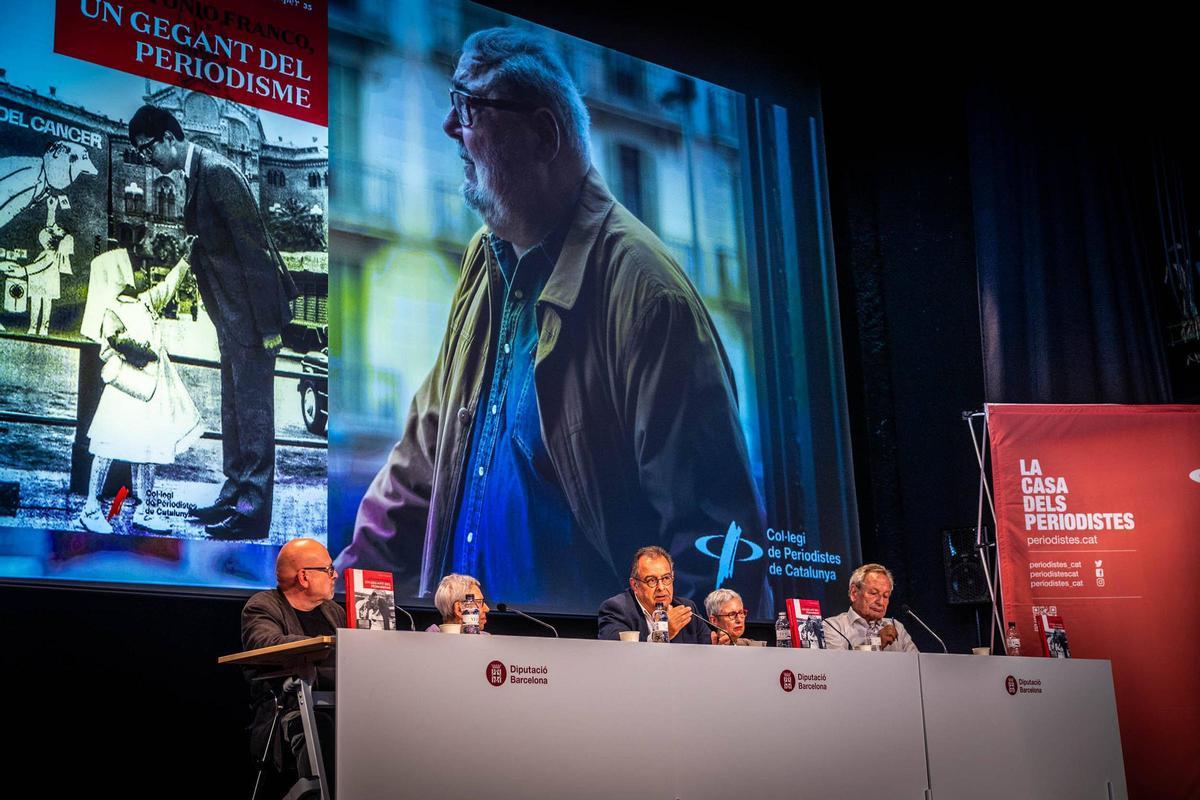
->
xmin=447 ymin=227 xmax=582 ymax=607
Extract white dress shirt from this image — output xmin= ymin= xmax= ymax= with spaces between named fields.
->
xmin=823 ymin=607 xmax=919 ymax=652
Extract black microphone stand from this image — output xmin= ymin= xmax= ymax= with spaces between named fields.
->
xmin=496 ymin=603 xmax=559 ymax=637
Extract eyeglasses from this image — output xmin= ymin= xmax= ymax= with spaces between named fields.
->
xmin=449 ymin=88 xmax=539 ymax=128
xmin=634 ymin=573 xmax=674 ymax=589
xmin=301 ymin=565 xmax=336 ymax=578
xmin=716 ymin=609 xmax=748 ymax=619
xmin=133 ymin=136 xmax=163 ymax=160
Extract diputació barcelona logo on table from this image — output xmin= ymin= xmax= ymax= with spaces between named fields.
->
xmin=1005 ymin=674 xmax=1042 ymax=695
xmin=779 ymin=669 xmax=828 ymax=692
xmin=485 ymin=659 xmax=549 ymax=687
xmin=486 ymin=660 xmax=507 ymax=686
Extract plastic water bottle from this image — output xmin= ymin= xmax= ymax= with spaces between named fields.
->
xmin=1005 ymin=622 xmax=1021 ymax=656
xmin=649 ymin=602 xmax=669 ymax=643
xmin=462 ymin=594 xmax=480 ymax=634
xmin=775 ymin=612 xmax=791 ymax=648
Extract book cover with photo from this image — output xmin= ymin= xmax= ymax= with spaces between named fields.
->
xmin=1035 ymin=613 xmax=1071 ymax=658
xmin=786 ymin=598 xmax=826 ymax=649
xmin=0 ymin=0 xmax=327 ymax=589
xmin=345 ymin=568 xmax=396 ymax=631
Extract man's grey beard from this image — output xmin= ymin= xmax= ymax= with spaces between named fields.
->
xmin=458 ymin=155 xmax=516 ymax=231
xmin=462 ymin=175 xmax=510 ymax=232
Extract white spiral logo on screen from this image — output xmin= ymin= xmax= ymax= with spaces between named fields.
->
xmin=695 ymin=521 xmax=763 ymax=589
xmin=1189 ymin=468 xmax=1200 ymax=484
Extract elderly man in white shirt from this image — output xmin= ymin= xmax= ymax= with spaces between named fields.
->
xmin=823 ymin=563 xmax=918 ymax=652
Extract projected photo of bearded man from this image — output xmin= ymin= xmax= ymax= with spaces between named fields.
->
xmin=337 ymin=27 xmax=764 ymax=611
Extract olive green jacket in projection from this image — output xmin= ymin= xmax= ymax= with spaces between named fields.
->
xmin=336 ymin=167 xmax=763 ymax=603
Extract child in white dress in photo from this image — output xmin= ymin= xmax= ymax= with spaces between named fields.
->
xmin=78 ymin=247 xmax=203 ymax=534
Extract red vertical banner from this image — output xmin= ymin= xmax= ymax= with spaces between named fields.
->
xmin=989 ymin=404 xmax=1200 ymax=799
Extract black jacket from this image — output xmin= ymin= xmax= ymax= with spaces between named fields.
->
xmin=240 ymin=588 xmax=345 ymax=765
xmin=184 ymin=145 xmax=296 ymax=348
xmin=597 ymin=588 xmax=710 ymax=644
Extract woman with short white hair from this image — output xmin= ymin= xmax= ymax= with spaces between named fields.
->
xmin=704 ymin=588 xmax=759 ymax=645
xmin=427 ymin=573 xmax=490 ymax=633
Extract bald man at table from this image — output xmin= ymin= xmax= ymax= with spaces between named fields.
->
xmin=241 ymin=538 xmax=345 ymax=796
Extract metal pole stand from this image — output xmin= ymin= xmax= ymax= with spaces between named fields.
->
xmin=963 ymin=408 xmax=1006 ymax=653
xmin=280 ymin=668 xmax=330 ymax=800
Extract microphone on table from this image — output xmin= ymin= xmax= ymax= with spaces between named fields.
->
xmin=900 ymin=604 xmax=948 ymax=653
xmin=676 ymin=601 xmax=739 ymax=645
xmin=496 ymin=603 xmax=559 ymax=638
xmin=822 ymin=617 xmax=855 ymax=649
xmin=393 ymin=603 xmax=416 ymax=632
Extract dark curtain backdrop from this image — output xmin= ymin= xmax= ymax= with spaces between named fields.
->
xmin=968 ymin=83 xmax=1172 ymax=404
xmin=824 ymin=69 xmax=987 ymax=656
xmin=967 ymin=78 xmax=1186 ymax=800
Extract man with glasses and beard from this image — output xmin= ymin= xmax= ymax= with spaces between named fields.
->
xmin=598 ymin=546 xmax=710 ymax=643
xmin=336 ymin=27 xmax=762 ymax=616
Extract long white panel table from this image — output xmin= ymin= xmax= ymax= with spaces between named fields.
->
xmin=336 ymin=631 xmax=1126 ymax=800
xmin=337 ymin=630 xmax=929 ymax=799
xmin=919 ymin=654 xmax=1127 ymax=799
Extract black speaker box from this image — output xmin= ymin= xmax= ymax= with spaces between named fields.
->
xmin=942 ymin=526 xmax=990 ymax=605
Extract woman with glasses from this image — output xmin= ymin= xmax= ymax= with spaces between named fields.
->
xmin=704 ymin=589 xmax=761 ymax=646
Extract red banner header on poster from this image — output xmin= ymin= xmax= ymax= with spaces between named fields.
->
xmin=54 ymin=0 xmax=327 ymax=126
